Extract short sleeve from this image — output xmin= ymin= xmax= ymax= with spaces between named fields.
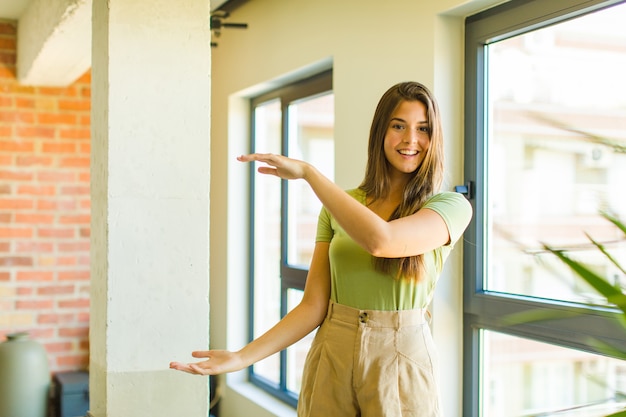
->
xmin=423 ymin=192 xmax=473 ymax=247
xmin=315 ymin=206 xmax=334 ymax=243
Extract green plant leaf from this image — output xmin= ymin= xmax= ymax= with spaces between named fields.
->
xmin=528 ymin=113 xmax=626 ymax=154
xmin=586 ymin=233 xmax=626 ymax=277
xmin=544 ymin=247 xmax=626 ymax=316
xmin=500 ymin=309 xmax=581 ymax=327
xmin=587 ymin=337 xmax=626 ymax=360
xmin=602 ymin=210 xmax=626 ymax=236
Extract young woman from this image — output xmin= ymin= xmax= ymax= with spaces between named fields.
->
xmin=170 ymin=81 xmax=473 ymax=417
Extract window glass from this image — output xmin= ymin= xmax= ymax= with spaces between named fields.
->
xmin=249 ymin=71 xmax=333 ymax=404
xmin=287 ymin=93 xmax=335 ymax=268
xmin=464 ymin=2 xmax=626 ymax=416
xmin=485 ymin=3 xmax=626 ymax=304
xmin=252 ymin=99 xmax=282 ymax=384
xmin=482 ymin=330 xmax=626 ymax=417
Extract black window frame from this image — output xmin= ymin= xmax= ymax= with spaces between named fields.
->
xmin=247 ymin=69 xmax=333 ymax=407
xmin=462 ymin=1 xmax=626 ymax=415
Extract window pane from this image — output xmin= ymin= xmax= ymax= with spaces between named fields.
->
xmin=482 ymin=330 xmax=626 ymax=417
xmin=485 ymin=3 xmax=626 ymax=304
xmin=252 ymin=99 xmax=282 ymax=384
xmin=286 ymin=93 xmax=335 ymax=268
xmin=285 ymin=289 xmax=315 ymax=393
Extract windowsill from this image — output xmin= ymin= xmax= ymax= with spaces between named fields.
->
xmin=226 ymin=380 xmax=297 ymax=417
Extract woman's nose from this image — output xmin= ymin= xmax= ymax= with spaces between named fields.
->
xmin=403 ymin=129 xmax=418 ymax=144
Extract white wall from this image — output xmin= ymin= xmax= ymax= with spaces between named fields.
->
xmin=209 ymin=1 xmax=504 ymax=416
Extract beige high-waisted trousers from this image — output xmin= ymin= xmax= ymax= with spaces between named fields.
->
xmin=297 ymin=300 xmax=441 ymax=417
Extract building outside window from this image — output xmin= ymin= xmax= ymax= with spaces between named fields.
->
xmin=464 ymin=1 xmax=626 ymax=416
xmin=248 ymin=70 xmax=333 ymax=406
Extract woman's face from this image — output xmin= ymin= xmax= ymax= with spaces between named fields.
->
xmin=383 ymin=99 xmax=430 ymax=178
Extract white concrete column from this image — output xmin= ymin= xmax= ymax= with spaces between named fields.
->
xmin=89 ymin=0 xmax=211 ymax=416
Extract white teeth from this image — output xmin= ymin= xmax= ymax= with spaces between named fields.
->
xmin=398 ymin=150 xmax=417 ymax=155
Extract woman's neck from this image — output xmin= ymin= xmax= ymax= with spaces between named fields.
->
xmin=367 ymin=184 xmax=404 ymax=220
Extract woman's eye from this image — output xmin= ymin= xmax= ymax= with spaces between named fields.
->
xmin=418 ymin=126 xmax=430 ymax=133
xmin=391 ymin=123 xmax=405 ymax=130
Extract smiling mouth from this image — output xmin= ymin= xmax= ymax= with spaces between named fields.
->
xmin=398 ymin=150 xmax=418 ymax=156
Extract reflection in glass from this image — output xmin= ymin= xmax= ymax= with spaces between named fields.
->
xmin=482 ymin=330 xmax=626 ymax=417
xmin=485 ymin=3 xmax=626 ymax=304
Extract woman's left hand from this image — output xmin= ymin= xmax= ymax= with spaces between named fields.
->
xmin=237 ymin=153 xmax=310 ymax=180
xmin=170 ymin=349 xmax=244 ymax=376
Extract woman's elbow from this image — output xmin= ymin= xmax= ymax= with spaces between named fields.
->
xmin=300 ymin=297 xmax=329 ymax=327
xmin=364 ymin=236 xmax=394 ymax=258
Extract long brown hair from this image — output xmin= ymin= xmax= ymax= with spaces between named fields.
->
xmin=359 ymin=81 xmax=444 ymax=281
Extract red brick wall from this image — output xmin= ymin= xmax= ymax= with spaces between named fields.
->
xmin=0 ymin=19 xmax=91 ymax=373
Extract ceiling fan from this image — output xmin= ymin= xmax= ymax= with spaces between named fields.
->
xmin=210 ymin=11 xmax=248 ymax=47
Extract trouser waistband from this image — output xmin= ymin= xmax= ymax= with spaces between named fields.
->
xmin=326 ymin=300 xmax=429 ymax=327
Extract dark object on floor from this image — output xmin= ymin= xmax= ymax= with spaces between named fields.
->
xmin=51 ymin=371 xmax=89 ymax=417
xmin=210 ymin=374 xmax=220 ymax=417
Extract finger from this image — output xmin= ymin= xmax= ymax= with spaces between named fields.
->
xmin=189 ymin=363 xmax=212 ymax=376
xmin=237 ymin=153 xmax=268 ymax=162
xmin=238 ymin=153 xmax=279 ymax=165
xmin=191 ymin=351 xmax=211 ymax=358
xmin=169 ymin=362 xmax=196 ymax=374
xmin=237 ymin=153 xmax=262 ymax=161
xmin=257 ymin=167 xmax=279 ymax=176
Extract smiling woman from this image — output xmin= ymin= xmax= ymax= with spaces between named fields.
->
xmin=171 ymin=81 xmax=472 ymax=417
xmin=383 ymin=100 xmax=430 ymax=178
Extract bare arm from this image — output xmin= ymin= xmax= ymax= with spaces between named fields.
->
xmin=237 ymin=153 xmax=450 ymax=258
xmin=170 ymin=242 xmax=331 ymax=376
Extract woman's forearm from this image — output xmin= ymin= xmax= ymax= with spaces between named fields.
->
xmin=237 ymin=300 xmax=327 ymax=367
xmin=302 ymin=164 xmax=391 ymax=255
xmin=237 ymin=153 xmax=414 ymax=256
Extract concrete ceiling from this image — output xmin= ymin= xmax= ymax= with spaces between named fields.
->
xmin=0 ymin=0 xmax=229 ymax=20
xmin=0 ymin=0 xmax=229 ymax=86
xmin=0 ymin=0 xmax=31 ymax=20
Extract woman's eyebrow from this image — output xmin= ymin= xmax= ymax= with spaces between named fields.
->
xmin=390 ymin=117 xmax=428 ymax=124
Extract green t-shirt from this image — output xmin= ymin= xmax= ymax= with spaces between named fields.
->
xmin=316 ymin=189 xmax=472 ymax=310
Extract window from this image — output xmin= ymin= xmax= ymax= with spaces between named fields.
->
xmin=248 ymin=70 xmax=334 ymax=406
xmin=464 ymin=1 xmax=626 ymax=416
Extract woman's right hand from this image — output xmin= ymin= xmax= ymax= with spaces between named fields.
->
xmin=170 ymin=350 xmax=245 ymax=376
xmin=237 ymin=153 xmax=312 ymax=181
